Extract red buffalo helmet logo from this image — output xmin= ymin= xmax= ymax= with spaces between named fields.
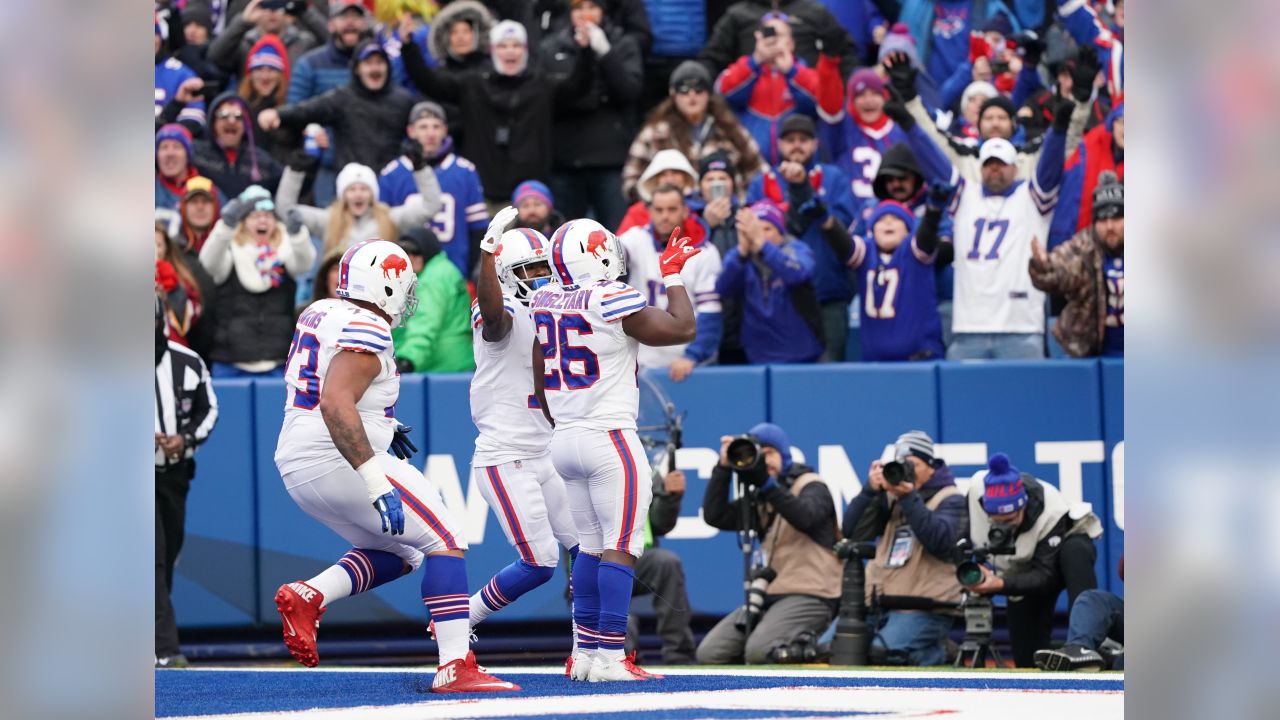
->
xmin=380 ymin=254 xmax=409 ymax=279
xmin=586 ymin=230 xmax=609 ymax=258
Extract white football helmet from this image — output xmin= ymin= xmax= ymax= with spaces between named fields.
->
xmin=334 ymin=239 xmax=419 ymax=327
xmin=548 ymin=219 xmax=625 ymax=287
xmin=495 ymin=228 xmax=558 ymax=303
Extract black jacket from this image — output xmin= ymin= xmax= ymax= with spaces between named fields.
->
xmin=1000 ymin=478 xmax=1077 ymax=597
xmin=540 ymin=23 xmax=644 ymax=170
xmin=699 ymin=0 xmax=856 ymax=80
xmin=402 ymin=39 xmax=593 ymax=200
xmin=702 ymin=462 xmax=837 ymax=549
xmin=208 ymin=271 xmax=297 ymax=366
xmin=842 ymin=462 xmax=969 ymax=561
xmin=541 ymin=0 xmax=654 ymax=56
xmin=276 ymin=41 xmax=417 ymax=174
xmin=194 ymin=94 xmax=284 ymax=198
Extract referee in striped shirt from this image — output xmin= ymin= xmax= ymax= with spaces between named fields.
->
xmin=155 ymin=298 xmax=218 ymax=667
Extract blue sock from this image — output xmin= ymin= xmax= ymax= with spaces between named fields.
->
xmin=572 ymin=552 xmax=601 ymax=651
xmin=568 ymin=544 xmax=580 ymax=564
xmin=422 ymin=555 xmax=471 ymax=665
xmin=471 ymin=560 xmax=554 ymax=625
xmin=338 ymin=549 xmax=407 ymax=595
xmin=597 ymin=561 xmax=635 ymax=659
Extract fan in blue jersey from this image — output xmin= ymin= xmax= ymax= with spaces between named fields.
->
xmin=841 ymin=191 xmax=951 ymax=362
xmin=815 ymin=61 xmax=908 ymax=218
xmin=381 ymin=102 xmax=489 ymax=278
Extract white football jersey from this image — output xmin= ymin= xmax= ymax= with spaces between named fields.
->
xmin=951 ymin=177 xmax=1056 ymax=334
xmin=275 ymin=299 xmax=400 ymax=478
xmin=528 ymin=280 xmax=645 ymax=431
xmin=617 ymin=225 xmax=722 ymax=368
xmin=469 ymin=294 xmax=555 ymax=466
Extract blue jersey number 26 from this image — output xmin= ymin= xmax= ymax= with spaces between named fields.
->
xmin=533 ymin=312 xmax=601 ymax=391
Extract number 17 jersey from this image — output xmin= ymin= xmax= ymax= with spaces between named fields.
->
xmin=528 ymin=280 xmax=646 ymax=432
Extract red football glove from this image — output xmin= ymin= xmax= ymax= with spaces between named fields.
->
xmin=155 ymin=259 xmax=178 ymax=292
xmin=658 ymin=227 xmax=701 ymax=277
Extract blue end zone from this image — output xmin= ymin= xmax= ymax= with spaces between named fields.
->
xmin=156 ymin=670 xmax=1123 ymax=718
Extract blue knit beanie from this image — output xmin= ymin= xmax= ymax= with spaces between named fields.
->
xmin=867 ymin=200 xmax=917 ymax=237
xmin=748 ymin=422 xmax=793 ymax=473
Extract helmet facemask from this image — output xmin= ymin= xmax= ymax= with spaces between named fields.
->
xmin=505 ymin=258 xmax=556 ymax=304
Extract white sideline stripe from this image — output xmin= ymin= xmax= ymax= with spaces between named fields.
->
xmin=163 ymin=666 xmax=1121 ymax=682
xmin=163 ymin=685 xmax=1124 ymax=720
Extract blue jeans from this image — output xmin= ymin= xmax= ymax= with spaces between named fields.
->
xmin=872 ymin=610 xmax=955 ymax=666
xmin=1066 ymin=589 xmax=1124 ymax=650
xmin=211 ymin=362 xmax=284 ymax=379
xmin=947 ymin=332 xmax=1045 ymax=359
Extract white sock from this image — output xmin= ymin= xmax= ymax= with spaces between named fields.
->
xmin=469 ymin=592 xmax=496 ymax=627
xmin=306 ymin=566 xmax=353 ymax=609
xmin=434 ymin=618 xmax=471 ymax=666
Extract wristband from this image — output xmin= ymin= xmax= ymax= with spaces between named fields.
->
xmin=662 ymin=274 xmax=685 ymax=288
xmin=356 ymin=457 xmax=394 ymax=502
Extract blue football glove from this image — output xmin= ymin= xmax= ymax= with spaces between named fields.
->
xmin=389 ymin=423 xmax=417 ymax=460
xmin=373 ymin=490 xmax=405 ymax=535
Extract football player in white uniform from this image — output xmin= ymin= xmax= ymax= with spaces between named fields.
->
xmin=272 ymin=239 xmax=517 ymax=693
xmin=459 ymin=209 xmax=579 ymax=635
xmin=527 ymin=219 xmax=700 ymax=682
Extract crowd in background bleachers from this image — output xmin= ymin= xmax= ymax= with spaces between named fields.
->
xmin=155 ymin=0 xmax=1124 ymax=379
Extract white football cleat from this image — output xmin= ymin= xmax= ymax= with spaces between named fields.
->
xmin=587 ymin=651 xmax=662 ymax=682
xmin=568 ymin=649 xmax=595 ymax=681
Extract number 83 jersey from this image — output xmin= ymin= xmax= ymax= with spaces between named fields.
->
xmin=275 ymin=298 xmax=401 ymax=478
xmin=529 ymin=280 xmax=646 ymax=432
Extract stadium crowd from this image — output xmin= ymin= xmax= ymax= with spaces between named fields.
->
xmin=154 ymin=0 xmax=1125 ymax=670
xmin=156 ymin=0 xmax=1124 ymax=378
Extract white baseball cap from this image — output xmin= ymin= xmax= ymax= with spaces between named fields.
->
xmin=978 ymin=138 xmax=1017 ymax=165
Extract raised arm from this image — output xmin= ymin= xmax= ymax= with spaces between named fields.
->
xmin=389 ymin=162 xmax=443 ymax=231
xmin=400 ymin=33 xmax=464 ymax=101
xmin=622 ymin=229 xmax=699 ymax=346
xmin=475 ymin=207 xmax=520 ymax=343
xmin=274 ymin=165 xmax=328 ymax=238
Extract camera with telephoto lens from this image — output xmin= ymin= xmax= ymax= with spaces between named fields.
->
xmin=726 ymin=434 xmax=769 ymax=488
xmin=953 ymin=522 xmax=1018 ymax=586
xmin=829 ymin=540 xmax=876 ymax=665
xmin=881 ymin=458 xmax=916 ymax=486
xmin=734 ymin=565 xmax=777 ymax=632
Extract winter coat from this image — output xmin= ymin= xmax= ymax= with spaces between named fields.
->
xmin=623 ymin=111 xmax=764 ymax=203
xmin=197 ymin=218 xmax=316 ymax=365
xmin=699 ymin=0 xmax=856 ymax=80
xmin=716 ymin=55 xmax=821 ymax=167
xmin=540 ymin=21 xmax=644 ymax=171
xmin=427 ymin=1 xmax=498 ymax=142
xmin=194 ymin=94 xmax=284 ymax=198
xmin=207 ymin=15 xmax=319 ymax=75
xmin=287 ymin=39 xmax=356 ymax=105
xmin=1027 ymin=226 xmax=1114 ymax=358
xmin=716 ymin=238 xmax=824 ymax=364
xmin=401 ymin=37 xmax=594 ymax=201
xmin=276 ymin=42 xmax=418 ymax=174
xmin=542 ymin=0 xmax=654 ymax=56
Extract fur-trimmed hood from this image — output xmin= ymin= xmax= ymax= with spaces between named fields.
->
xmin=429 ymin=0 xmax=496 ymax=64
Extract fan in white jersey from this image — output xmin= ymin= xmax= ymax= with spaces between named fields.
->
xmin=271 ymin=239 xmax=517 ymax=693
xmin=617 ymin=184 xmax=723 ymax=381
xmin=451 ymin=209 xmax=578 ymax=639
xmin=526 ymin=218 xmax=700 ymax=682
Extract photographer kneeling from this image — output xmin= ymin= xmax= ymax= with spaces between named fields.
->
xmin=843 ymin=431 xmax=967 ymax=666
xmin=696 ymin=423 xmax=842 ymax=664
xmin=963 ymin=453 xmax=1104 ymax=668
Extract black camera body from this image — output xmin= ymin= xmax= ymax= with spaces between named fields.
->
xmin=953 ymin=523 xmax=1018 ymax=587
xmin=882 ymin=458 xmax=916 ymax=486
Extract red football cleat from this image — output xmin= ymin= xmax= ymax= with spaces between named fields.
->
xmin=564 ymin=654 xmax=573 ymax=678
xmin=275 ymin=581 xmax=325 ymax=668
xmin=431 ymin=652 xmax=521 ymax=693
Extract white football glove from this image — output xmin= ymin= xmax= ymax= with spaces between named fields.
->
xmin=481 ymin=205 xmax=520 ymax=254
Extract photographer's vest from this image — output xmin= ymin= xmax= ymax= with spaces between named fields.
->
xmin=763 ymin=473 xmax=842 ymax=600
xmin=966 ymin=474 xmax=1104 ymax=575
xmin=865 ymin=486 xmax=965 ymax=609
